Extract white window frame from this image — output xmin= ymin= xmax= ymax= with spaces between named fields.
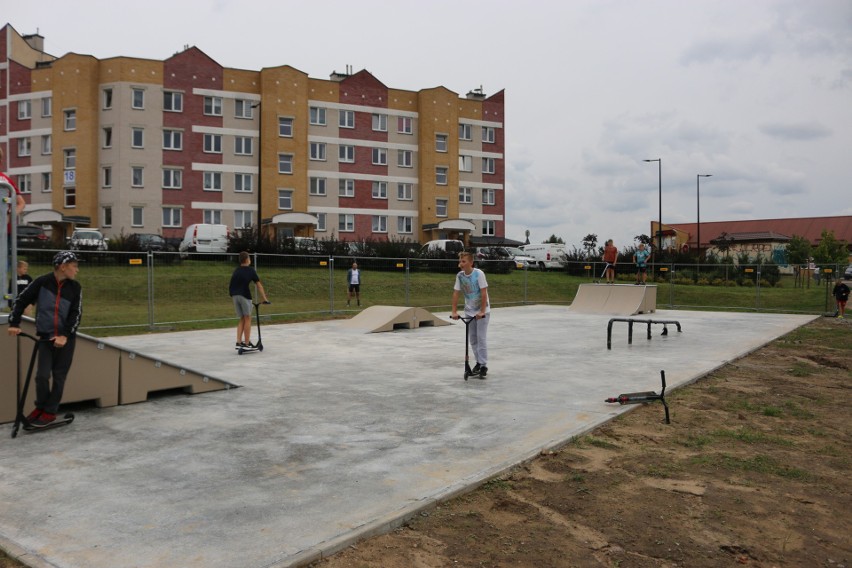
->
xmin=398 ymin=150 xmax=413 ymax=168
xmin=371 ymin=215 xmax=388 ymax=233
xmin=203 ymin=134 xmax=222 ymax=154
xmin=204 ymin=96 xmax=223 ymax=116
xmin=17 ymin=100 xmax=31 ymax=120
xmin=339 ymin=179 xmax=355 ymax=197
xmin=278 ymin=189 xmax=294 ymax=210
xmin=459 ymin=187 xmax=473 ymax=204
xmin=309 ymin=106 xmax=326 ymax=125
xmin=17 ymin=138 xmax=31 ymax=157
xmin=235 ymin=136 xmax=253 ymax=156
xmin=64 ymin=148 xmax=76 ymax=169
xmin=164 ymin=91 xmax=183 ymax=112
xmin=339 ymin=109 xmax=355 ymax=129
xmin=436 ymin=133 xmax=447 ymax=152
xmin=41 ymin=135 xmax=52 ymax=155
xmin=309 ymin=177 xmax=327 ymax=196
xmin=339 ymin=214 xmax=355 ymax=232
xmin=103 ymin=127 xmax=113 ymax=148
xmin=234 ymin=99 xmax=254 ymax=119
xmin=102 ymin=166 xmax=112 ymax=188
xmin=459 ymin=123 xmax=472 ymax=140
xmin=372 ymin=181 xmax=387 ymax=199
xmin=64 ymin=109 xmax=76 ymax=131
xmin=131 ymin=127 xmax=144 ymax=149
xmin=131 ymin=167 xmax=144 ymax=187
xmin=482 ymin=126 xmax=496 ymax=144
xmin=339 ymin=145 xmax=355 ymax=163
xmin=397 ymin=216 xmax=413 ymax=234
xmin=163 ymin=207 xmax=182 ymax=228
xmin=235 ymin=173 xmax=253 ymax=193
xmin=482 ymin=188 xmax=496 ymax=206
xmin=372 ymin=113 xmax=387 ymax=132
xmin=131 ymin=206 xmax=144 ymax=227
xmin=41 ymin=172 xmax=52 ymax=193
xmin=16 ymin=174 xmax=31 ymax=194
xmin=372 ymin=147 xmax=387 ymax=165
xmin=64 ymin=187 xmax=76 ymax=208
xmin=235 ymin=210 xmax=253 ymax=229
xmin=102 ymin=88 xmax=113 ymax=110
xmin=204 ymin=210 xmax=222 ymax=224
xmin=278 ymin=153 xmax=293 ymax=174
xmin=278 ymin=117 xmax=293 ymax=137
xmin=309 ymin=142 xmax=327 ymax=161
xmin=131 ymin=88 xmax=145 ymax=110
xmin=103 ymin=206 xmax=112 ymax=227
xmin=482 ymin=157 xmax=496 ymax=174
xmin=397 ymin=183 xmax=413 ymax=201
xmin=482 ymin=220 xmax=496 ymax=236
xmin=459 ymin=155 xmax=472 ymax=172
xmin=316 ymin=212 xmax=327 ymax=232
xmin=163 ymin=168 xmax=182 ymax=189
xmin=398 ymin=116 xmax=413 ymax=134
xmin=163 ymin=129 xmax=183 ymax=150
xmin=203 ymin=171 xmax=222 ymax=191
xmin=436 ymin=198 xmax=448 ymax=217
xmin=42 ymin=96 xmax=52 ymax=118
xmin=436 ymin=167 xmax=448 ymax=185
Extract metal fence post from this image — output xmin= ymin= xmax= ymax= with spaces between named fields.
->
xmin=405 ymin=257 xmax=410 ymax=306
xmin=523 ymin=263 xmax=528 ymax=305
xmin=329 ymin=256 xmax=335 ymax=314
xmin=147 ymin=251 xmax=155 ymax=330
xmin=756 ymin=265 xmax=762 ymax=311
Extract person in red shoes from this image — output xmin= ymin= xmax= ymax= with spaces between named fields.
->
xmin=7 ymin=251 xmax=83 ymax=428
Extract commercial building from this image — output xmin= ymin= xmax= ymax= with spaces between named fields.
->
xmin=1 ymin=24 xmax=505 ymax=245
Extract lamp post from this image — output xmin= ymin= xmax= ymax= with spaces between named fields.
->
xmin=643 ymin=159 xmax=662 ymax=255
xmin=696 ymin=174 xmax=712 ymax=262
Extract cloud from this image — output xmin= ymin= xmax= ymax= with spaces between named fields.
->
xmin=759 ymin=122 xmax=832 ymax=140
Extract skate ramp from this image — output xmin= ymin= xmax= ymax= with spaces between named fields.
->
xmin=340 ymin=305 xmax=451 ymax=333
xmin=569 ymin=283 xmax=657 ymax=315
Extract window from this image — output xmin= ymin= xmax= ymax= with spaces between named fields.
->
xmin=103 ymin=88 xmax=113 ymax=109
xmin=235 ymin=210 xmax=253 ymax=229
xmin=64 ymin=149 xmax=76 ymax=169
xmin=131 ymin=127 xmax=144 ymax=148
xmin=102 ymin=167 xmax=112 ymax=188
xmin=482 ymin=126 xmax=495 ymax=144
xmin=42 ymin=97 xmax=52 ymax=117
xmin=398 ymin=116 xmax=413 ymax=134
xmin=459 ymin=155 xmax=472 ymax=172
xmin=17 ymin=100 xmax=31 ymax=120
xmin=235 ymin=136 xmax=253 ymax=156
xmin=278 ymin=189 xmax=293 ymax=210
xmin=204 ymin=96 xmax=222 ymax=116
xmin=163 ymin=207 xmax=182 ymax=228
xmin=339 ymin=145 xmax=355 ymax=163
xmin=310 ymin=142 xmax=326 ymax=161
xmin=397 ymin=216 xmax=413 ymax=234
xmin=459 ymin=187 xmax=472 ymax=204
xmin=279 ymin=117 xmax=293 ymax=137
xmin=203 ymin=134 xmax=222 ymax=153
xmin=131 ymin=166 xmax=144 ymax=187
xmin=278 ymin=153 xmax=293 ymax=174
xmin=131 ymin=206 xmax=143 ymax=227
xmin=482 ymin=188 xmax=495 ymax=205
xmin=372 ymin=215 xmax=388 ymax=233
xmin=163 ymin=169 xmax=182 ymax=189
xmin=163 ymin=130 xmax=183 ymax=150
xmin=398 ymin=150 xmax=413 ymax=168
xmin=339 ymin=179 xmax=355 ymax=197
xmin=436 ymin=134 xmax=448 ymax=152
xmin=309 ymin=106 xmax=326 ymax=125
xmin=309 ymin=177 xmax=327 ymax=196
xmin=64 ymin=187 xmax=76 ymax=208
xmin=17 ymin=138 xmax=31 ymax=157
xmin=164 ymin=91 xmax=183 ymax=112
xmin=316 ymin=213 xmax=327 ymax=232
xmin=64 ymin=109 xmax=76 ymax=130
xmin=397 ymin=183 xmax=413 ymax=201
xmin=482 ymin=157 xmax=496 ymax=174
xmin=16 ymin=174 xmax=31 ymax=194
xmin=132 ymin=88 xmax=145 ymax=109
xmin=203 ymin=171 xmax=222 ymax=191
xmin=436 ymin=198 xmax=448 ymax=217
xmin=372 ymin=114 xmax=387 ymax=132
xmin=372 ymin=181 xmax=387 ymax=199
xmin=235 ymin=99 xmax=254 ymax=119
xmin=339 ymin=110 xmax=355 ymax=128
xmin=339 ymin=214 xmax=354 ymax=232
xmin=103 ymin=127 xmax=113 ymax=148
xmin=103 ymin=206 xmax=112 ymax=227
xmin=372 ymin=148 xmax=387 ymax=165
xmin=41 ymin=135 xmax=52 ymax=155
xmin=482 ymin=220 xmax=496 ymax=236
xmin=459 ymin=123 xmax=472 ymax=140
xmin=235 ymin=173 xmax=253 ymax=192
xmin=41 ymin=172 xmax=52 ymax=193
xmin=204 ymin=210 xmax=222 ymax=224
xmin=436 ymin=167 xmax=448 ymax=185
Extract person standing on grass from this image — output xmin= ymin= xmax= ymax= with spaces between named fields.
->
xmin=633 ymin=243 xmax=651 ymax=285
xmin=603 ymin=239 xmax=618 ymax=284
xmin=451 ymin=251 xmax=490 ymax=377
xmin=229 ymin=251 xmax=269 ymax=349
xmin=833 ymin=279 xmax=850 ymax=319
xmin=7 ymin=251 xmax=82 ymax=428
xmin=8 ymin=260 xmax=34 ymax=315
xmin=346 ymin=261 xmax=361 ymax=307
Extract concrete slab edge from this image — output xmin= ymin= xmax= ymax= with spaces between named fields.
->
xmin=0 ymin=534 xmax=60 ymax=568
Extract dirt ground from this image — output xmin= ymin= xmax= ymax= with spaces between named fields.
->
xmin=1 ymin=317 xmax=850 ymax=568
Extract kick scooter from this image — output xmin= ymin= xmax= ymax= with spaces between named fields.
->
xmin=238 ymin=300 xmax=271 ymax=355
xmin=594 ymin=263 xmax=611 ymax=284
xmin=11 ymin=332 xmax=75 ymax=438
xmin=451 ymin=314 xmax=482 ymax=380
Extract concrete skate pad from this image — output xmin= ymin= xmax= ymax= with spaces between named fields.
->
xmin=569 ymin=283 xmax=657 ymax=315
xmin=340 ymin=305 xmax=451 ymax=333
xmin=0 ymin=306 xmax=815 ymax=568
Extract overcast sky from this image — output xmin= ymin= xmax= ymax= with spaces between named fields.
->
xmin=7 ymin=0 xmax=851 ymax=249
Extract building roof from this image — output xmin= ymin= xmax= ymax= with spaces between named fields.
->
xmin=669 ymin=216 xmax=852 ymax=247
xmin=710 ymin=231 xmax=791 ymax=244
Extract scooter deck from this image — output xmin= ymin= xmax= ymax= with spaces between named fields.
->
xmin=17 ymin=413 xmax=75 ymax=435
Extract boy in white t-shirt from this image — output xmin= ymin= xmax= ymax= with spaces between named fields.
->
xmin=451 ymin=251 xmax=490 ymax=377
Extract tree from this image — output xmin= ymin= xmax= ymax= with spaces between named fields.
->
xmin=634 ymin=234 xmax=652 ymax=246
xmin=544 ymin=234 xmax=564 ymax=244
xmin=812 ymin=230 xmax=848 ymax=265
xmin=581 ymin=234 xmax=598 ymax=258
xmin=785 ymin=234 xmax=812 ymax=266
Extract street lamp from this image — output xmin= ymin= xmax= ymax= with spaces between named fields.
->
xmin=643 ymin=159 xmax=662 ymax=255
xmin=696 ymin=174 xmax=712 ymax=262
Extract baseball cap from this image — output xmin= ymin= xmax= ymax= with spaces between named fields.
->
xmin=53 ymin=250 xmax=80 ymax=267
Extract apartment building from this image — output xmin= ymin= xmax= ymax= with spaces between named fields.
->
xmin=1 ymin=24 xmax=505 ymax=245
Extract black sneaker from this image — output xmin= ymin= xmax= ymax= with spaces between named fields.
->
xmin=471 ymin=363 xmax=481 ymax=375
xmin=479 ymin=366 xmax=488 ymax=378
xmin=235 ymin=342 xmax=242 ymax=349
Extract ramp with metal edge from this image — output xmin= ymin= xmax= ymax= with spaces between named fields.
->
xmin=569 ymin=283 xmax=657 ymax=315
xmin=340 ymin=305 xmax=452 ymax=333
xmin=0 ymin=317 xmax=238 ymax=424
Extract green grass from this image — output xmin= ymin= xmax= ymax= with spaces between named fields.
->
xmin=690 ymin=453 xmax=811 ymax=480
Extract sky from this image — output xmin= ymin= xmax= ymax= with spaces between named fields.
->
xmin=6 ymin=0 xmax=852 ymax=250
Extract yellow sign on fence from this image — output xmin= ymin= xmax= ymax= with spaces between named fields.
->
xmin=129 ymin=258 xmax=143 ymax=265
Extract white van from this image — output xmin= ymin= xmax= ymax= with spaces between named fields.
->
xmin=521 ymin=243 xmax=567 ymax=270
xmin=179 ymin=224 xmax=229 ymax=256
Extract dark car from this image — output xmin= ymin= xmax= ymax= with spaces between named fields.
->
xmin=16 ymin=224 xmax=49 ymax=247
xmin=130 ymin=233 xmax=172 ymax=252
xmin=844 ymin=265 xmax=852 ymax=280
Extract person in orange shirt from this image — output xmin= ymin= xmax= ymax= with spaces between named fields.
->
xmin=603 ymin=239 xmax=618 ymax=284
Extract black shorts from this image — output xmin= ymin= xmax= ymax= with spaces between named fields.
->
xmin=637 ymin=265 xmax=647 ymax=274
xmin=349 ymin=284 xmax=360 ymax=293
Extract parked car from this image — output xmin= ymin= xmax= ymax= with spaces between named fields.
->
xmin=504 ymin=246 xmax=536 ymax=270
xmin=844 ymin=265 xmax=852 ymax=280
xmin=69 ymin=228 xmax=109 ymax=251
xmin=470 ymin=246 xmax=516 ymax=273
xmin=16 ymin=224 xmax=49 ymax=247
xmin=419 ymin=239 xmax=465 ymax=258
xmin=129 ymin=233 xmax=174 ymax=252
xmin=179 ymin=224 xmax=229 ymax=256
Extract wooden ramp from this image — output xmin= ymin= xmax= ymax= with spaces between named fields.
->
xmin=0 ymin=316 xmax=237 ymax=424
xmin=340 ymin=305 xmax=452 ymax=333
xmin=569 ymin=283 xmax=657 ymax=315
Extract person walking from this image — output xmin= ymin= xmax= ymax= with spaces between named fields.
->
xmin=346 ymin=261 xmax=361 ymax=307
xmin=229 ymin=251 xmax=269 ymax=349
xmin=7 ymin=251 xmax=82 ymax=428
xmin=833 ymin=279 xmax=850 ymax=319
xmin=451 ymin=251 xmax=490 ymax=377
xmin=603 ymin=239 xmax=618 ymax=284
xmin=633 ymin=243 xmax=651 ymax=284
